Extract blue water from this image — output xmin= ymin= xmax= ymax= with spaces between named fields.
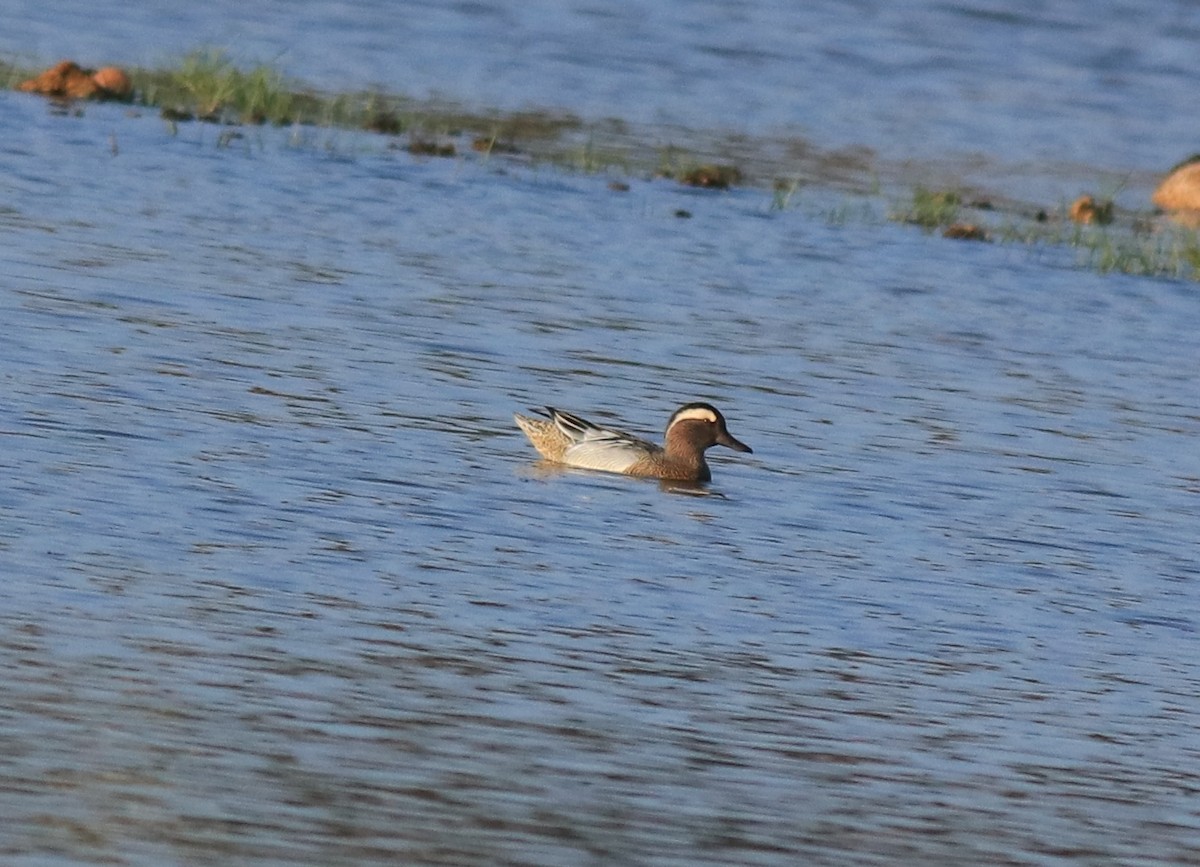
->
xmin=6 ymin=0 xmax=1199 ymax=173
xmin=3 ymin=3 xmax=1200 ymax=864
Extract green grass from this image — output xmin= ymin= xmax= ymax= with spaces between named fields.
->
xmin=876 ymin=184 xmax=1200 ymax=281
xmin=1076 ymin=227 xmax=1200 ymax=279
xmin=135 ymin=49 xmax=301 ymax=124
xmin=126 ymin=50 xmax=582 ymax=137
xmin=770 ymin=178 xmax=801 ymax=211
xmin=0 ymin=58 xmax=31 ymax=89
xmin=988 ymin=213 xmax=1200 ymax=279
xmin=894 ymin=187 xmax=962 ymax=229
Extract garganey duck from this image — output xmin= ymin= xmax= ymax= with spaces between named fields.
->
xmin=514 ymin=402 xmax=752 ymax=482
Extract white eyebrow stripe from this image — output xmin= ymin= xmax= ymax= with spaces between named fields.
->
xmin=671 ymin=407 xmax=717 ymax=424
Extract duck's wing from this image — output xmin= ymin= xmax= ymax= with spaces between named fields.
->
xmin=547 ymin=408 xmax=661 ymax=473
xmin=543 ymin=407 xmax=598 ymax=442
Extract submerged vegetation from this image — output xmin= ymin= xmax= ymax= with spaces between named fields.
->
xmin=3 ymin=49 xmax=1197 ymax=282
xmin=169 ymin=49 xmax=296 ymax=122
xmin=897 ymin=187 xmax=964 ymax=229
xmin=4 ymin=50 xmax=586 ymax=142
xmin=1071 ymin=225 xmax=1200 ymax=279
xmin=890 ymin=183 xmax=1200 ymax=279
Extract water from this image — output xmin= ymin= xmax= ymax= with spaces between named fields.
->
xmin=6 ymin=0 xmax=1200 ymax=174
xmin=3 ymin=3 xmax=1200 ymax=864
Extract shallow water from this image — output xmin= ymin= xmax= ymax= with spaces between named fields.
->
xmin=6 ymin=0 xmax=1200 ymax=178
xmin=3 ymin=3 xmax=1200 ymax=865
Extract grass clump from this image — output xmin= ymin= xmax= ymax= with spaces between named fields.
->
xmin=176 ymin=49 xmax=240 ymax=118
xmin=0 ymin=58 xmax=36 ymax=89
xmin=122 ymin=50 xmax=589 ymax=149
xmin=1074 ymin=226 xmax=1200 ymax=279
xmin=135 ymin=49 xmax=300 ymax=124
xmin=771 ymin=178 xmax=801 ymax=210
xmin=995 ymin=215 xmax=1200 ymax=280
xmin=235 ymin=63 xmax=297 ymax=124
xmin=896 ymin=187 xmax=962 ymax=229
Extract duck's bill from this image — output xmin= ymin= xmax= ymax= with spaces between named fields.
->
xmin=717 ymin=432 xmax=752 ymax=453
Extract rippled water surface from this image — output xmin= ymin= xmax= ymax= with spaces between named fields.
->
xmin=3 ymin=3 xmax=1200 ymax=865
xmin=7 ymin=0 xmax=1200 ymax=172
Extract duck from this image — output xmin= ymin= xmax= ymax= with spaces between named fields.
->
xmin=514 ymin=402 xmax=752 ymax=482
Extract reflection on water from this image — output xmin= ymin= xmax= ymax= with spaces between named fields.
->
xmin=517 ymin=457 xmax=727 ymax=498
xmin=3 ymin=6 xmax=1200 ymax=863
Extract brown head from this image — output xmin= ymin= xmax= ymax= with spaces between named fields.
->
xmin=664 ymin=402 xmax=753 ymax=456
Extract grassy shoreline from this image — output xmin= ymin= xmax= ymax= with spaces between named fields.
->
xmin=4 ymin=50 xmax=1197 ymax=281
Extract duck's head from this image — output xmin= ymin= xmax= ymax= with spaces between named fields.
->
xmin=666 ymin=402 xmax=753 ymax=454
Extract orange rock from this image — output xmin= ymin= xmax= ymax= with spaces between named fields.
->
xmin=16 ymin=60 xmax=131 ymax=100
xmin=92 ymin=66 xmax=132 ymax=99
xmin=18 ymin=60 xmax=99 ymax=99
xmin=1152 ymin=157 xmax=1200 ymax=212
xmin=1069 ymin=194 xmax=1113 ymax=225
